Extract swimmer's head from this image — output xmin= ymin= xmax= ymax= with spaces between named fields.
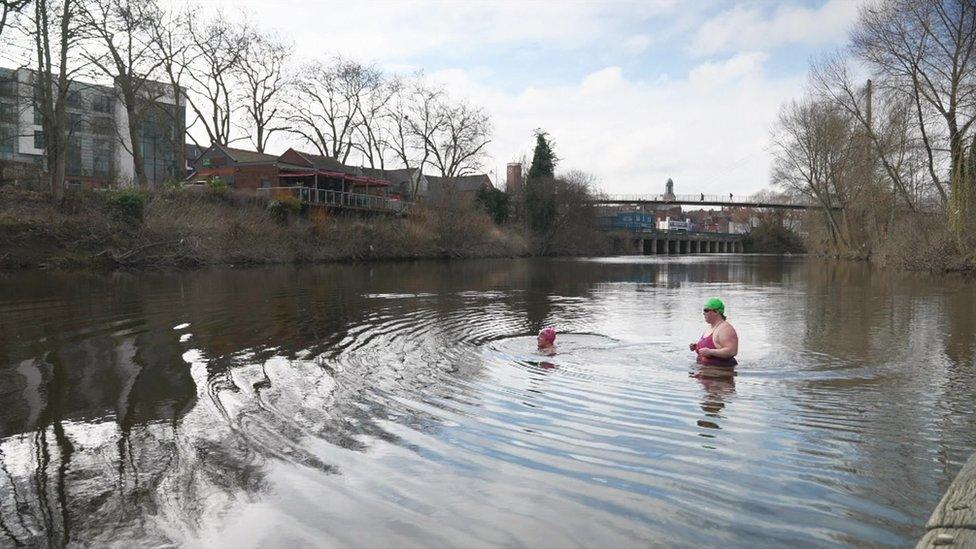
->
xmin=703 ymin=297 xmax=726 ymax=319
xmin=537 ymin=327 xmax=557 ymax=347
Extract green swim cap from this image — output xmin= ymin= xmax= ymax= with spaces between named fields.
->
xmin=704 ymin=297 xmax=725 ymax=316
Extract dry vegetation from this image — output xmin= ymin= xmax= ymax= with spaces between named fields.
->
xmin=0 ymin=188 xmax=532 ymax=270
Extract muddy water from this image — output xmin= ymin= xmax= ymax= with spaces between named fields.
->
xmin=0 ymin=256 xmax=974 ymax=547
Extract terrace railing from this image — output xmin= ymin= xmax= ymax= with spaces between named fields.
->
xmin=257 ymin=186 xmax=411 ymax=214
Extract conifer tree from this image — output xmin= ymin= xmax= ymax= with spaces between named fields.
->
xmin=527 ymin=130 xmax=556 ymax=180
xmin=524 ymin=130 xmax=558 ymax=239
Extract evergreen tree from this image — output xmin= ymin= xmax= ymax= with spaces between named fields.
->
xmin=527 ymin=130 xmax=557 ymax=180
xmin=524 ymin=130 xmax=558 ymax=238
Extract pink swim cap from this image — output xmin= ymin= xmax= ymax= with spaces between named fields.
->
xmin=538 ymin=327 xmax=556 ymax=344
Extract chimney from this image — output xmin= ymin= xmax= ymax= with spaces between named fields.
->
xmin=506 ymin=162 xmax=523 ymax=193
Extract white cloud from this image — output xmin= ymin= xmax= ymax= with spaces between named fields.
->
xmin=191 ymin=0 xmax=682 ymax=64
xmin=688 ymin=52 xmax=769 ymax=87
xmin=426 ymin=57 xmax=805 ymax=197
xmin=691 ymin=0 xmax=860 ymax=57
xmin=623 ymin=34 xmax=653 ymax=54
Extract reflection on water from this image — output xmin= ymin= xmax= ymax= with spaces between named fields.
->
xmin=0 ymin=256 xmax=974 ymax=547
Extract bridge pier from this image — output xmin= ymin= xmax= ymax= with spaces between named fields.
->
xmin=629 ymin=234 xmax=745 ymax=256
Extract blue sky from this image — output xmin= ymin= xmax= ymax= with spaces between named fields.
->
xmin=198 ymin=0 xmax=862 ymax=196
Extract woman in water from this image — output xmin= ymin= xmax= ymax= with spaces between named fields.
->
xmin=689 ymin=298 xmax=738 ymax=367
xmin=537 ymin=327 xmax=557 ymax=356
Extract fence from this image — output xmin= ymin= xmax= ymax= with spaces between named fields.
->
xmin=256 ymin=186 xmax=411 ymax=214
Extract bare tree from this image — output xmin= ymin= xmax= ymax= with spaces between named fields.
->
xmin=236 ymin=28 xmax=290 ymax=153
xmin=851 ymin=0 xmax=976 ymax=234
xmin=183 ymin=12 xmax=242 ymax=147
xmin=770 ymin=98 xmax=868 ymax=252
xmin=28 ymin=0 xmax=85 ymax=198
xmin=146 ymin=1 xmax=195 ymax=177
xmin=350 ymin=73 xmax=395 ymax=169
xmin=381 ymin=76 xmax=416 ymax=169
xmin=1 ymin=0 xmax=31 ymax=39
xmin=424 ymin=98 xmax=491 ymax=178
xmin=812 ymin=56 xmax=931 ymax=209
xmin=80 ymin=0 xmax=165 ymax=186
xmin=286 ymin=57 xmax=377 ymax=162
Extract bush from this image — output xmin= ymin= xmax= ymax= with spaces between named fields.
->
xmin=744 ymin=223 xmax=805 ymax=253
xmin=105 ymin=189 xmax=145 ymax=222
xmin=476 ymin=186 xmax=510 ymax=224
xmin=206 ymin=177 xmax=227 ymax=191
xmin=164 ymin=179 xmax=185 ymax=191
xmin=266 ymin=196 xmax=301 ymax=224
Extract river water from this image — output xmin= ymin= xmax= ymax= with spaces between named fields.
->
xmin=0 ymin=256 xmax=974 ymax=548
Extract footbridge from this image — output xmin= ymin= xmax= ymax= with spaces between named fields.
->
xmin=593 ymin=193 xmax=830 ymax=210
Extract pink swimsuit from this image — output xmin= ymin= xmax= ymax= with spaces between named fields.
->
xmin=696 ymin=332 xmax=737 ymax=367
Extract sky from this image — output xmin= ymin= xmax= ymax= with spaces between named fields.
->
xmin=193 ymin=0 xmax=862 ymax=197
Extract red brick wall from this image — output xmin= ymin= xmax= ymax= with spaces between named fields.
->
xmin=192 ymin=167 xmax=235 ymax=184
xmin=232 ymin=164 xmax=279 ymax=193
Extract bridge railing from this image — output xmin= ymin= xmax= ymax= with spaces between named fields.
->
xmin=594 ymin=193 xmax=816 ymax=208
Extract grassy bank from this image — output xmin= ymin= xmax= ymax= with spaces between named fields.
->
xmin=0 ymin=187 xmax=554 ymax=269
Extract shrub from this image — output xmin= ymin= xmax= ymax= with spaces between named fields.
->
xmin=105 ymin=189 xmax=145 ymax=222
xmin=164 ymin=179 xmax=185 ymax=191
xmin=207 ymin=177 xmax=227 ymax=191
xmin=744 ymin=223 xmax=805 ymax=253
xmin=476 ymin=186 xmax=510 ymax=224
xmin=266 ymin=195 xmax=301 ymax=223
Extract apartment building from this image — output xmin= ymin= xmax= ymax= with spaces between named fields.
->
xmin=0 ymin=67 xmax=184 ymax=186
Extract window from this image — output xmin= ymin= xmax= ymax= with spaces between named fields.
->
xmin=91 ymin=116 xmax=114 ymax=135
xmin=0 ymin=102 xmax=15 ymax=124
xmin=92 ymin=94 xmax=112 ymax=113
xmin=66 ymin=136 xmax=82 ymax=174
xmin=0 ymin=77 xmax=14 ymax=97
xmin=66 ymin=89 xmax=83 ymax=108
xmin=33 ymin=105 xmax=43 ymax=125
xmin=68 ymin=112 xmax=86 ymax=134
xmin=0 ymin=126 xmax=14 ymax=153
xmin=34 ymin=130 xmax=44 ymax=150
xmin=93 ymin=138 xmax=112 ymax=176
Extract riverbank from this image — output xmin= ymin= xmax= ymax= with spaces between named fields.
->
xmin=0 ymin=188 xmax=617 ymax=270
xmin=918 ymin=452 xmax=976 ymax=548
xmin=798 ymin=209 xmax=976 ymax=274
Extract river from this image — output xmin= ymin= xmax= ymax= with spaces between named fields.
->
xmin=0 ymin=256 xmax=974 ymax=547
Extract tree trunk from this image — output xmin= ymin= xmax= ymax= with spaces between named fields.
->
xmin=123 ymin=90 xmax=148 ymax=186
xmin=948 ymin=131 xmax=973 ymax=237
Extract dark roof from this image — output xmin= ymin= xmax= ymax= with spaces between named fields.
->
xmin=427 ymin=174 xmax=493 ymax=193
xmin=287 ymin=150 xmax=359 ymax=174
xmin=221 ymin=145 xmax=278 ymax=164
xmin=361 ymin=167 xmax=415 ymax=186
